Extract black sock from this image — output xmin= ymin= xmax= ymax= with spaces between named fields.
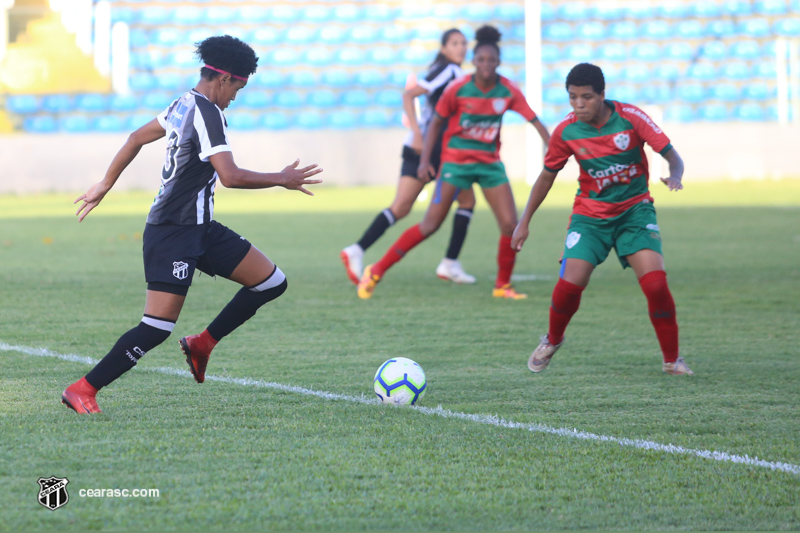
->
xmin=356 ymin=208 xmax=395 ymax=251
xmin=206 ymin=266 xmax=288 ymax=341
xmin=446 ymin=208 xmax=473 ymax=260
xmin=85 ymin=317 xmax=174 ymax=389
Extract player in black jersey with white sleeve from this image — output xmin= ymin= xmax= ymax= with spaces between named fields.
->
xmin=61 ymin=36 xmax=322 ymax=414
xmin=341 ymin=29 xmax=478 ymax=285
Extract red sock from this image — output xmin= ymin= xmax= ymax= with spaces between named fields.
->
xmin=638 ymin=270 xmax=679 ymax=363
xmin=495 ymin=235 xmax=516 ymax=288
xmin=199 ymin=329 xmax=218 ymax=350
xmin=373 ymin=224 xmax=426 ymax=277
xmin=548 ymin=278 xmax=584 ymax=345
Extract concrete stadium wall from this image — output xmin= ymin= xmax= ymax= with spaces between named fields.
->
xmin=1 ymin=123 xmax=798 ymax=194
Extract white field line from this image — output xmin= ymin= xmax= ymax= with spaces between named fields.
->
xmin=3 ymin=340 xmax=799 ymax=476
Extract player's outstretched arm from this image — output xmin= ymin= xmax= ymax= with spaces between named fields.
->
xmin=75 ymin=119 xmax=166 ymax=222
xmin=210 ymin=152 xmax=323 ymax=194
xmin=512 ymin=168 xmax=558 ymax=252
xmin=417 ymin=114 xmax=444 ymax=183
xmin=660 ymin=147 xmax=685 ymax=191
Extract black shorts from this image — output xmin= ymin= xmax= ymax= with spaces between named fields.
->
xmin=400 ymin=142 xmax=442 ymax=180
xmin=142 ymin=220 xmax=251 ymax=291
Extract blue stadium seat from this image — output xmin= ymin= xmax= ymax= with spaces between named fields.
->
xmin=92 ymin=115 xmax=126 ymax=132
xmin=698 ymin=103 xmax=729 ymax=121
xmin=543 ymin=86 xmax=564 ymax=105
xmin=755 ymin=0 xmax=788 ymax=15
xmin=664 ymin=104 xmax=695 ymax=122
xmin=398 ymin=3 xmax=430 ymax=18
xmin=700 ymin=40 xmax=727 ymax=60
xmin=432 ymin=3 xmax=458 ymax=19
xmin=675 ymin=83 xmax=706 ymax=103
xmin=738 ymin=18 xmax=770 ymax=38
xmin=240 ymin=91 xmax=272 ymax=109
xmin=641 ymin=20 xmax=671 ymax=39
xmin=400 ymin=47 xmax=429 ymax=66
xmin=632 ymin=43 xmax=661 ymax=61
xmin=23 ymin=115 xmax=57 ymax=133
xmin=347 ymin=26 xmax=378 ymax=44
xmin=576 ymin=21 xmax=606 ymax=40
xmin=686 ymin=62 xmax=718 ymax=81
xmin=7 ymin=95 xmax=40 ymax=113
xmin=543 ymin=22 xmax=574 ymax=41
xmin=652 ymin=63 xmax=682 ymax=82
xmin=620 ymin=63 xmax=651 ymax=83
xmin=706 ymin=19 xmax=736 ymax=37
xmin=129 ymin=73 xmax=157 ymax=91
xmin=156 ymin=73 xmax=185 ymax=91
xmin=333 ymin=3 xmax=362 ymax=22
xmin=722 ymin=0 xmax=753 ymax=15
xmin=721 ymin=61 xmax=751 ymax=80
xmin=301 ymin=49 xmax=333 ymax=67
xmin=336 ymin=47 xmax=366 ymax=66
xmin=275 ymin=91 xmax=306 ymax=108
xmin=59 ymin=115 xmax=91 ymax=133
xmin=308 ymin=90 xmax=339 ymax=108
xmin=316 ymin=26 xmax=345 ymax=45
xmin=639 ymin=84 xmax=672 ymax=104
xmin=558 ymin=2 xmax=590 ymax=21
xmin=608 ymin=21 xmax=638 ymax=40
xmin=186 ymin=27 xmax=216 ymax=44
xmin=342 ymin=90 xmax=372 ymax=107
xmin=251 ymin=71 xmax=285 ymax=89
xmin=173 ymin=6 xmax=202 ymax=25
xmin=360 ymin=109 xmax=391 ymax=127
xmin=691 ymin=1 xmax=722 ymax=17
xmin=598 ymin=42 xmax=627 ymax=61
xmin=495 ymin=3 xmax=524 ymax=21
xmin=303 ymin=5 xmax=332 ymax=22
xmin=601 ymin=63 xmax=622 ymax=83
xmin=171 ymin=50 xmax=197 ymax=69
xmin=202 ymin=6 xmax=235 ymax=25
xmin=657 ymin=2 xmax=690 ymax=17
xmin=609 ymin=84 xmax=638 ymax=103
xmin=238 ymin=5 xmax=269 ymax=23
xmin=128 ymin=28 xmax=149 ymax=49
xmin=459 ymin=25 xmax=475 ymax=41
xmin=109 ymin=94 xmax=138 ymax=112
xmin=388 ymin=70 xmax=411 ymax=87
xmin=379 ymin=25 xmax=409 ymax=44
xmin=142 ymin=92 xmax=170 ymax=110
xmin=270 ymin=5 xmax=299 ymax=23
xmin=626 ymin=3 xmax=654 ymax=18
xmin=127 ymin=113 xmax=155 ymax=130
xmin=363 ymin=4 xmax=394 ymax=22
xmin=367 ymin=46 xmax=397 ymax=65
xmin=710 ymin=83 xmax=741 ymax=101
xmin=504 ymin=45 xmax=526 ymax=64
xmin=139 ymin=7 xmax=170 ymax=25
xmin=735 ymin=103 xmax=766 ymax=121
xmin=594 ymin=3 xmax=622 ymax=19
xmin=226 ymin=113 xmax=259 ymax=130
xmin=510 ymin=24 xmax=525 ymax=41
xmin=774 ymin=17 xmax=800 ymax=36
xmin=730 ymin=40 xmax=761 ymax=60
xmin=285 ymin=26 xmax=316 ymax=45
xmin=413 ymin=24 xmax=442 ymax=41
xmin=152 ymin=28 xmax=181 ymax=47
xmin=110 ymin=8 xmax=137 ymax=24
xmin=265 ymin=49 xmax=300 ymax=67
xmin=42 ymin=94 xmax=73 ymax=113
xmin=541 ymin=44 xmax=561 ymax=63
xmin=288 ymin=70 xmax=319 ymax=88
xmin=743 ymin=82 xmax=773 ymax=100
xmin=460 ymin=2 xmax=492 ymax=21
xmin=663 ymin=42 xmax=694 ymax=60
xmin=295 ymin=111 xmax=325 ymax=129
xmin=250 ymin=27 xmax=282 ymax=46
xmin=76 ymin=94 xmax=108 ymax=112
xmin=563 ymin=43 xmax=593 ymax=62
xmin=261 ymin=112 xmax=290 ymax=130
xmin=754 ymin=61 xmax=776 ymax=79
xmin=355 ymin=69 xmax=386 ymax=88
xmin=504 ymin=112 xmax=525 ymax=125
xmin=540 ymin=2 xmax=556 ymax=22
xmin=328 ymin=110 xmax=357 ymax=129
xmin=676 ymin=20 xmax=704 ymax=39
xmin=321 ymin=69 xmax=352 ymax=88
xmin=792 ymin=0 xmax=800 ymax=13
xmin=375 ymin=89 xmax=402 ymax=107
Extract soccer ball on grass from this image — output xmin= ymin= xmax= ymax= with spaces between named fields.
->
xmin=373 ymin=357 xmax=426 ymax=406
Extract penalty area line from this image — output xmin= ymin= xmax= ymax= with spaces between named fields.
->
xmin=2 ymin=339 xmax=799 ymax=476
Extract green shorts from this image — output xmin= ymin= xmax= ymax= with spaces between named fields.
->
xmin=561 ymin=201 xmax=663 ymax=269
xmin=440 ymin=161 xmax=509 ymax=189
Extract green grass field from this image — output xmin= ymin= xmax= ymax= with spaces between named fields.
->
xmin=1 ymin=180 xmax=799 ymax=531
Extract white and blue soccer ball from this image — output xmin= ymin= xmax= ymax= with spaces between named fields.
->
xmin=373 ymin=357 xmax=427 ymax=406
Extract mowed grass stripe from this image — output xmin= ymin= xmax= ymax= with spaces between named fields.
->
xmin=4 ymin=340 xmax=798 ymax=477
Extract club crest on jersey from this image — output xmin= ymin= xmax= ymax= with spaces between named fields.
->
xmin=492 ymin=98 xmax=506 ymax=113
xmin=566 ymin=232 xmax=581 ymax=249
xmin=613 ymin=133 xmax=630 ymax=151
xmin=38 ymin=476 xmax=69 ymax=511
xmin=173 ymin=261 xmax=189 ymax=280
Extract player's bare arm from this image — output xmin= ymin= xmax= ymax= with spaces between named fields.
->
xmin=209 ymin=152 xmax=323 ymax=195
xmin=512 ymin=168 xmax=558 ymax=251
xmin=660 ymin=147 xmax=685 ymax=191
xmin=403 ymin=84 xmax=428 ymax=153
xmin=75 ymin=119 xmax=166 ymax=222
xmin=531 ymin=118 xmax=551 ymax=147
xmin=417 ymin=113 xmax=444 ymax=182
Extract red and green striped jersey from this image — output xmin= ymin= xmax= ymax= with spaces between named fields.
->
xmin=544 ymin=101 xmax=673 ymax=219
xmin=435 ymin=74 xmax=538 ymax=165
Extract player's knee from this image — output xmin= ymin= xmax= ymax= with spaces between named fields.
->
xmin=249 ymin=266 xmax=288 ymax=303
xmin=390 ymin=203 xmax=412 ymax=219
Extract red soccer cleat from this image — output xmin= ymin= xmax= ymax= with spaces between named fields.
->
xmin=180 ymin=334 xmax=213 ymax=384
xmin=61 ymin=377 xmax=102 ymax=414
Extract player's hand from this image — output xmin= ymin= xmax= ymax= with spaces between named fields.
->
xmin=417 ymin=160 xmax=435 ymax=183
xmin=511 ymin=223 xmax=529 ymax=252
xmin=74 ymin=182 xmax=111 ymax=222
xmin=410 ymin=132 xmax=424 ymax=154
xmin=660 ymin=176 xmax=683 ymax=191
xmin=281 ymin=158 xmax=323 ymax=196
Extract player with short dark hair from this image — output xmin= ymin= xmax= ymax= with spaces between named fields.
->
xmin=341 ymin=29 xmax=479 ymax=285
xmin=61 ymin=35 xmax=323 ymax=414
xmin=358 ymin=25 xmax=550 ymax=300
xmin=512 ymin=62 xmax=693 ymax=375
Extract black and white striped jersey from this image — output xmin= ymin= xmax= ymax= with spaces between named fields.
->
xmin=404 ymin=62 xmax=464 ymax=147
xmin=147 ymin=89 xmax=231 ymax=225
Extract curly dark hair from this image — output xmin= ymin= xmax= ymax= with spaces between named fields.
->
xmin=194 ymin=35 xmax=259 ymax=80
xmin=565 ymin=63 xmax=605 ymax=94
xmin=474 ymin=25 xmax=501 ymax=55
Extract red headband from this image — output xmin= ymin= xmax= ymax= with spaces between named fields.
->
xmin=203 ymin=64 xmax=248 ymax=82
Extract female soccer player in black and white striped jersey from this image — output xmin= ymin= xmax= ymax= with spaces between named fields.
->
xmin=61 ymin=35 xmax=323 ymax=414
xmin=341 ymin=28 xmax=479 ymax=285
